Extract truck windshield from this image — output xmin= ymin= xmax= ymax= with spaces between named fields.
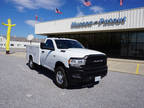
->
xmin=55 ymin=40 xmax=84 ymax=49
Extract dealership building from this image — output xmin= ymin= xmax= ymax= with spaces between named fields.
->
xmin=35 ymin=7 xmax=144 ymax=59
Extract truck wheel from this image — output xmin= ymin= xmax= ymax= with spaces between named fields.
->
xmin=29 ymin=57 xmax=35 ymax=69
xmin=55 ymin=66 xmax=68 ymax=89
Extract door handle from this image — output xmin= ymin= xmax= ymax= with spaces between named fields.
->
xmin=41 ymin=51 xmax=45 ymax=53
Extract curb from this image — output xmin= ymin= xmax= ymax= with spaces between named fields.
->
xmin=108 ymin=58 xmax=144 ymax=64
xmin=109 ymin=69 xmax=144 ymax=76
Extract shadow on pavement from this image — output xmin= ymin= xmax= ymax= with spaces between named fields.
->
xmin=26 ymin=63 xmax=56 ymax=83
xmin=26 ymin=63 xmax=98 ymax=90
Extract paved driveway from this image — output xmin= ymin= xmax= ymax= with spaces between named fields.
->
xmin=0 ymin=55 xmax=144 ymax=108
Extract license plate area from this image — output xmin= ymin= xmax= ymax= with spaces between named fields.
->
xmin=95 ymin=76 xmax=101 ymax=82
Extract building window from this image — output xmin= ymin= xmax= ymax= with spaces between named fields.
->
xmin=62 ymin=30 xmax=144 ymax=59
xmin=17 ymin=44 xmax=21 ymax=46
xmin=10 ymin=44 xmax=14 ymax=46
xmin=136 ymin=31 xmax=144 ymax=57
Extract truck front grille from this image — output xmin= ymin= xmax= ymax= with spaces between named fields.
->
xmin=85 ymin=54 xmax=107 ymax=67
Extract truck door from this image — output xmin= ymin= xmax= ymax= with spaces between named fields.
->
xmin=40 ymin=39 xmax=55 ymax=71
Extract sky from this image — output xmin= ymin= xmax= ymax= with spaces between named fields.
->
xmin=0 ymin=0 xmax=144 ymax=38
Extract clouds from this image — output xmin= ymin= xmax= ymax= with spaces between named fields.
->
xmin=75 ymin=0 xmax=104 ymax=17
xmin=25 ymin=20 xmax=39 ymax=27
xmin=16 ymin=6 xmax=25 ymax=12
xmin=90 ymin=6 xmax=104 ymax=14
xmin=76 ymin=5 xmax=104 ymax=17
xmin=76 ymin=7 xmax=84 ymax=17
xmin=8 ymin=0 xmax=64 ymax=11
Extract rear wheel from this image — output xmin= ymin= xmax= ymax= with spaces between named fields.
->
xmin=28 ymin=57 xmax=35 ymax=69
xmin=55 ymin=66 xmax=68 ymax=89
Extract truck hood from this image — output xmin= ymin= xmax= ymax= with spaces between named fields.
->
xmin=63 ymin=48 xmax=105 ymax=58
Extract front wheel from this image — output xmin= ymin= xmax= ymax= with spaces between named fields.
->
xmin=28 ymin=57 xmax=35 ymax=69
xmin=55 ymin=66 xmax=68 ymax=89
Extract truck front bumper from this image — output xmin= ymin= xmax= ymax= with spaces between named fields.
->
xmin=66 ymin=65 xmax=108 ymax=85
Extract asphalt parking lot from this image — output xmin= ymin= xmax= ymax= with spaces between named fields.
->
xmin=0 ymin=55 xmax=144 ymax=108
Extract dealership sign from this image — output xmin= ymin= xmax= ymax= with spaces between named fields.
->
xmin=71 ymin=17 xmax=126 ymax=28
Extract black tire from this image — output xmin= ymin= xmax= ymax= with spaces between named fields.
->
xmin=55 ymin=66 xmax=68 ymax=89
xmin=28 ymin=57 xmax=35 ymax=69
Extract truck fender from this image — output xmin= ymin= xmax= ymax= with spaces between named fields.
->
xmin=29 ymin=55 xmax=33 ymax=60
xmin=54 ymin=61 xmax=66 ymax=72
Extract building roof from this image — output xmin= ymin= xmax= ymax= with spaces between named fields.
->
xmin=35 ymin=7 xmax=144 ymax=35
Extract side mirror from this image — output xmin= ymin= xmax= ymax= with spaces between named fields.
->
xmin=40 ymin=43 xmax=46 ymax=49
xmin=40 ymin=43 xmax=55 ymax=51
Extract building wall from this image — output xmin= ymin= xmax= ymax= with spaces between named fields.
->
xmin=35 ymin=7 xmax=144 ymax=35
xmin=0 ymin=36 xmax=40 ymax=48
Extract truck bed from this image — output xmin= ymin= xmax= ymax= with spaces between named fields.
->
xmin=26 ymin=45 xmax=40 ymax=65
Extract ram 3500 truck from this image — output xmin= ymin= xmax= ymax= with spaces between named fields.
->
xmin=26 ymin=38 xmax=107 ymax=88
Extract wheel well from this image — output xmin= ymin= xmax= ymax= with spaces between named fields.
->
xmin=55 ymin=62 xmax=65 ymax=71
xmin=29 ymin=55 xmax=33 ymax=60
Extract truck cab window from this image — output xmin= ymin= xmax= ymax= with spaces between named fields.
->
xmin=55 ymin=40 xmax=84 ymax=49
xmin=45 ymin=40 xmax=54 ymax=50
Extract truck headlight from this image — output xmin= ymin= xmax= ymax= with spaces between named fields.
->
xmin=68 ymin=58 xmax=86 ymax=67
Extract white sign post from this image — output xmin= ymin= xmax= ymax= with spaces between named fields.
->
xmin=27 ymin=34 xmax=34 ymax=44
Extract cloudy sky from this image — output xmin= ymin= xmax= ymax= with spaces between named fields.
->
xmin=0 ymin=0 xmax=144 ymax=38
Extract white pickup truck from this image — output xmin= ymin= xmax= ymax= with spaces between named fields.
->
xmin=26 ymin=38 xmax=107 ymax=88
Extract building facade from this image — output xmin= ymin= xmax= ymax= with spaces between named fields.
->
xmin=35 ymin=7 xmax=144 ymax=59
xmin=0 ymin=36 xmax=43 ymax=49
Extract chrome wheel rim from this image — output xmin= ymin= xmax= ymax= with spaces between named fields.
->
xmin=56 ymin=71 xmax=64 ymax=84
